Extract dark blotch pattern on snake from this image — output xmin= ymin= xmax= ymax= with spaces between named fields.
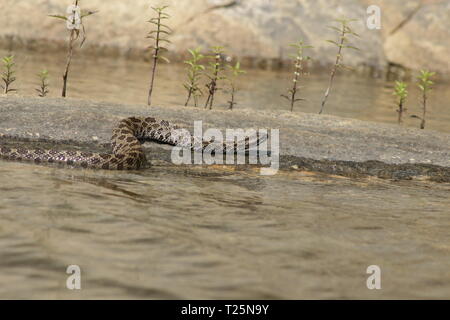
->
xmin=0 ymin=117 xmax=263 ymax=170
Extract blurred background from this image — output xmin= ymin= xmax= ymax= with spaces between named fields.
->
xmin=0 ymin=0 xmax=448 ymax=76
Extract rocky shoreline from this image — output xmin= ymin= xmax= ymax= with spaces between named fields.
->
xmin=1 ymin=96 xmax=449 ymax=182
xmin=1 ymin=0 xmax=449 ymax=77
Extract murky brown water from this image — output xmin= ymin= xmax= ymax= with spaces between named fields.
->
xmin=0 ymin=160 xmax=449 ymax=299
xmin=3 ymin=49 xmax=450 ymax=133
xmin=1 ymin=50 xmax=449 ymax=299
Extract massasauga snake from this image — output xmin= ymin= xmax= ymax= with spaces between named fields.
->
xmin=0 ymin=116 xmax=262 ymax=170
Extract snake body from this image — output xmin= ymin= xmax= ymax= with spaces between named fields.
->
xmin=0 ymin=116 xmax=261 ymax=170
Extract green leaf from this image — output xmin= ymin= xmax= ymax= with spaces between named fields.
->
xmin=48 ymin=14 xmax=68 ymax=21
xmin=158 ymin=24 xmax=173 ymax=31
xmin=148 ymin=29 xmax=171 ymax=35
xmin=152 ymin=5 xmax=170 ymax=12
xmin=328 ymin=26 xmax=342 ymax=33
xmin=339 ymin=64 xmax=354 ymax=71
xmin=325 ymin=40 xmax=340 ymax=46
xmin=81 ymin=10 xmax=99 ymax=19
xmin=158 ymin=56 xmax=170 ymax=63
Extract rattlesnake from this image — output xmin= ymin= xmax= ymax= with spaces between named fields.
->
xmin=0 ymin=116 xmax=262 ymax=170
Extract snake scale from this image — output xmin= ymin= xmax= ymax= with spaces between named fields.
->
xmin=0 ymin=116 xmax=262 ymax=170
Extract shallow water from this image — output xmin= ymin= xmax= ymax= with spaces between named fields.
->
xmin=0 ymin=160 xmax=449 ymax=299
xmin=3 ymin=49 xmax=450 ymax=133
xmin=1 ymin=50 xmax=450 ymax=299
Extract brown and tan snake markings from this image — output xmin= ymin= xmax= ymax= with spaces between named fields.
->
xmin=0 ymin=117 xmax=261 ymax=170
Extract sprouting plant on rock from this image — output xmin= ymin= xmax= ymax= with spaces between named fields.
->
xmin=411 ymin=70 xmax=435 ymax=130
xmin=147 ymin=5 xmax=171 ymax=106
xmin=281 ymin=41 xmax=313 ymax=112
xmin=319 ymin=18 xmax=360 ymax=114
xmin=227 ymin=61 xmax=245 ymax=110
xmin=1 ymin=55 xmax=17 ymax=94
xmin=36 ymin=70 xmax=50 ymax=97
xmin=204 ymin=46 xmax=226 ymax=110
xmin=49 ymin=0 xmax=97 ymax=97
xmin=393 ymin=81 xmax=408 ymax=124
xmin=183 ymin=48 xmax=205 ymax=107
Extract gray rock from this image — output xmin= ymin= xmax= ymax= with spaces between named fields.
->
xmin=1 ymin=96 xmax=449 ymax=181
xmin=0 ymin=0 xmax=448 ymax=74
xmin=376 ymin=0 xmax=450 ymax=76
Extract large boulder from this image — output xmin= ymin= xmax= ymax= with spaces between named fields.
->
xmin=0 ymin=0 xmax=448 ymax=74
xmin=168 ymin=0 xmax=386 ymax=70
xmin=0 ymin=0 xmax=384 ymax=70
xmin=367 ymin=0 xmax=450 ymax=75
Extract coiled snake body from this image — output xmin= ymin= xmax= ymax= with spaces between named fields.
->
xmin=0 ymin=116 xmax=261 ymax=170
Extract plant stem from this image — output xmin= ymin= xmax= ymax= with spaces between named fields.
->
xmin=194 ymin=95 xmax=198 ymax=108
xmin=289 ymin=57 xmax=302 ymax=112
xmin=37 ymin=71 xmax=49 ymax=97
xmin=2 ymin=58 xmax=15 ymax=94
xmin=193 ymin=94 xmax=199 ymax=108
xmin=319 ymin=28 xmax=344 ymax=115
xmin=61 ymin=0 xmax=80 ymax=97
xmin=228 ymin=86 xmax=235 ymax=110
xmin=184 ymin=49 xmax=204 ymax=108
xmin=148 ymin=11 xmax=161 ymax=106
xmin=62 ymin=31 xmax=76 ymax=97
xmin=208 ymin=87 xmax=216 ymax=110
xmin=184 ymin=88 xmax=193 ymax=106
xmin=205 ymin=54 xmax=220 ymax=110
xmin=397 ymin=101 xmax=404 ymax=124
xmin=421 ymin=92 xmax=427 ymax=129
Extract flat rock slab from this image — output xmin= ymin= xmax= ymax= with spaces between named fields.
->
xmin=1 ymin=96 xmax=449 ymax=181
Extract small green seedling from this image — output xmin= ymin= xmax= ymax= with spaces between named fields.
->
xmin=147 ymin=5 xmax=171 ymax=106
xmin=49 ymin=0 xmax=97 ymax=97
xmin=36 ymin=70 xmax=50 ymax=97
xmin=204 ymin=46 xmax=227 ymax=110
xmin=319 ymin=18 xmax=360 ymax=114
xmin=393 ymin=81 xmax=408 ymax=124
xmin=281 ymin=41 xmax=313 ymax=112
xmin=184 ymin=48 xmax=205 ymax=107
xmin=1 ymin=55 xmax=17 ymax=94
xmin=227 ymin=61 xmax=245 ymax=110
xmin=411 ymin=70 xmax=435 ymax=130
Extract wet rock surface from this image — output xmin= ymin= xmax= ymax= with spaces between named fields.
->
xmin=1 ymin=96 xmax=449 ymax=181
